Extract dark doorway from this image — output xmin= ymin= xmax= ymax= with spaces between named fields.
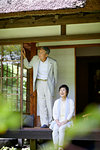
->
xmin=88 ymin=62 xmax=100 ymax=104
xmin=76 ymin=56 xmax=100 ymax=114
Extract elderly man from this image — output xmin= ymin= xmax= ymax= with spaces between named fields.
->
xmin=23 ymin=46 xmax=57 ymax=128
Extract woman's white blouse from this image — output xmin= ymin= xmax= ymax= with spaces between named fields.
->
xmin=53 ymin=98 xmax=75 ymax=121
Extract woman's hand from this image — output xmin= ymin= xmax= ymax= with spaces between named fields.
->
xmin=59 ymin=120 xmax=68 ymax=126
xmin=55 ymin=119 xmax=68 ymax=127
xmin=55 ymin=120 xmax=61 ymax=127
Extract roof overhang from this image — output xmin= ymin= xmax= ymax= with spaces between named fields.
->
xmin=0 ymin=0 xmax=100 ymax=45
xmin=0 ymin=0 xmax=100 ymax=29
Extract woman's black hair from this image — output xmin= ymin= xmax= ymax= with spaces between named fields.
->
xmin=59 ymin=84 xmax=69 ymax=96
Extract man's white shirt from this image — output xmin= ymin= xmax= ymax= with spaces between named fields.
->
xmin=37 ymin=58 xmax=48 ymax=80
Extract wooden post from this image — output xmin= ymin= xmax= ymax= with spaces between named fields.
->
xmin=30 ymin=139 xmax=37 ymax=150
xmin=26 ymin=69 xmax=30 ymax=113
xmin=11 ymin=64 xmax=13 ymax=94
xmin=20 ymin=45 xmax=23 ymax=128
xmin=30 ymin=43 xmax=37 ymax=126
xmin=16 ymin=64 xmax=19 ymax=110
xmin=61 ymin=25 xmax=66 ymax=35
xmin=1 ymin=46 xmax=3 ymax=92
xmin=23 ymin=43 xmax=37 ymax=126
xmin=6 ymin=64 xmax=8 ymax=91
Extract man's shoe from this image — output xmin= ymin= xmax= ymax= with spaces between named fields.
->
xmin=40 ymin=124 xmax=49 ymax=128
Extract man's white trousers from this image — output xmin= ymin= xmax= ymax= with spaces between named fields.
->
xmin=37 ymin=80 xmax=53 ymax=126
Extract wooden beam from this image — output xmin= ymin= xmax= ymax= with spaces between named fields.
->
xmin=0 ymin=128 xmax=100 ymax=141
xmin=0 ymin=33 xmax=100 ymax=45
xmin=42 ymin=44 xmax=100 ymax=49
xmin=0 ymin=12 xmax=100 ymax=29
xmin=0 ymin=128 xmax=52 ymax=139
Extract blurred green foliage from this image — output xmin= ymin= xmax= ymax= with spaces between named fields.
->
xmin=38 ymin=104 xmax=100 ymax=150
xmin=0 ymin=93 xmax=20 ymax=134
xmin=64 ymin=104 xmax=100 ymax=147
xmin=2 ymin=45 xmax=21 ymax=55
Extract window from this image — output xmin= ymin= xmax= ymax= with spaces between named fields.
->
xmin=0 ymin=45 xmax=28 ymax=113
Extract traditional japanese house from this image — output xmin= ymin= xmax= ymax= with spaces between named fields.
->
xmin=0 ymin=0 xmax=100 ymax=149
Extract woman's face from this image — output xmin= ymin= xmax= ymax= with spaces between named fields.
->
xmin=59 ymin=87 xmax=67 ymax=98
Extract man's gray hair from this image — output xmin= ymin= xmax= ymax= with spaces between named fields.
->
xmin=41 ymin=46 xmax=50 ymax=54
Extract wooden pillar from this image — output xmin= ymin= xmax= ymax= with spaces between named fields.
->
xmin=1 ymin=46 xmax=3 ymax=92
xmin=20 ymin=45 xmax=24 ymax=128
xmin=16 ymin=64 xmax=19 ymax=110
xmin=25 ymin=46 xmax=30 ymax=114
xmin=11 ymin=64 xmax=13 ymax=94
xmin=23 ymin=43 xmax=37 ymax=126
xmin=30 ymin=139 xmax=37 ymax=150
xmin=30 ymin=43 xmax=37 ymax=127
xmin=26 ymin=69 xmax=30 ymax=113
xmin=61 ymin=25 xmax=66 ymax=35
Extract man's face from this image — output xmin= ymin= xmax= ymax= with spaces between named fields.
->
xmin=38 ymin=48 xmax=48 ymax=62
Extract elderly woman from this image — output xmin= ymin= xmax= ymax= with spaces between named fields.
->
xmin=50 ymin=84 xmax=75 ymax=150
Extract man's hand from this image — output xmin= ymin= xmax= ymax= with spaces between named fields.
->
xmin=33 ymin=90 xmax=37 ymax=97
xmin=22 ymin=48 xmax=26 ymax=59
